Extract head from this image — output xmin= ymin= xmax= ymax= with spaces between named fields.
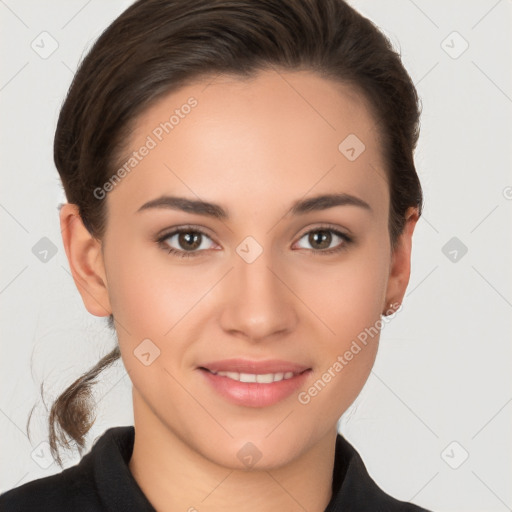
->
xmin=48 ymin=0 xmax=422 ymax=467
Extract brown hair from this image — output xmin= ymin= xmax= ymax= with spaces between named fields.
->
xmin=44 ymin=0 xmax=423 ymax=466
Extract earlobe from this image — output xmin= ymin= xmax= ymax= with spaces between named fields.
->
xmin=382 ymin=207 xmax=420 ymax=315
xmin=59 ymin=203 xmax=112 ymax=317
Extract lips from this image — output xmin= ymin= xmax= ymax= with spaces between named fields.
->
xmin=197 ymin=358 xmax=312 ymax=407
xmin=199 ymin=358 xmax=311 ymax=375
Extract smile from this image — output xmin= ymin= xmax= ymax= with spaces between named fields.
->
xmin=207 ymin=369 xmax=299 ymax=383
xmin=199 ymin=366 xmax=312 ymax=407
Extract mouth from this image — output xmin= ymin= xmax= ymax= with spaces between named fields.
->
xmin=199 ymin=367 xmax=308 ymax=383
xmin=197 ymin=358 xmax=312 ymax=407
xmin=199 ymin=357 xmax=311 ymax=375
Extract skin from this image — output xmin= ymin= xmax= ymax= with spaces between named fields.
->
xmin=59 ymin=68 xmax=419 ymax=511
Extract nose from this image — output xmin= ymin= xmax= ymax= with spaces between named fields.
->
xmin=219 ymin=241 xmax=298 ymax=343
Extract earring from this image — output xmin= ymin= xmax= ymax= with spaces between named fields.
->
xmin=382 ymin=301 xmax=401 ymax=316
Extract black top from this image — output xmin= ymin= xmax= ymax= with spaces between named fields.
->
xmin=0 ymin=426 xmax=432 ymax=511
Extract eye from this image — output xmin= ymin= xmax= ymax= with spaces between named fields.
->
xmin=294 ymin=226 xmax=353 ymax=255
xmin=156 ymin=224 xmax=353 ymax=259
xmin=156 ymin=226 xmax=216 ymax=258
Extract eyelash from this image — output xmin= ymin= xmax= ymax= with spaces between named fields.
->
xmin=156 ymin=224 xmax=353 ymax=259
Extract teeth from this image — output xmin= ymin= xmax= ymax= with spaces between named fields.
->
xmin=214 ymin=370 xmax=297 ymax=383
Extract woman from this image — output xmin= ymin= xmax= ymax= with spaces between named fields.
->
xmin=0 ymin=0 xmax=431 ymax=510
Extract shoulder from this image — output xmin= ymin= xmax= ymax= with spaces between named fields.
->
xmin=0 ymin=460 xmax=99 ymax=511
xmin=0 ymin=427 xmax=132 ymax=512
xmin=329 ymin=433 xmax=434 ymax=512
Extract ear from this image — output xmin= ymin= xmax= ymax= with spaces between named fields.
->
xmin=59 ymin=203 xmax=112 ymax=317
xmin=383 ymin=206 xmax=420 ymax=315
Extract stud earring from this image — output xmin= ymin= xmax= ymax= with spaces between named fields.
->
xmin=382 ymin=301 xmax=401 ymax=316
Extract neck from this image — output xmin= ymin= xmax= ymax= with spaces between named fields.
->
xmin=128 ymin=391 xmax=336 ymax=512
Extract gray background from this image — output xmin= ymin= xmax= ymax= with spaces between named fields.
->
xmin=1 ymin=1 xmax=511 ymax=511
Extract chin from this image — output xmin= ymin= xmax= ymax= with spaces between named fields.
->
xmin=193 ymin=429 xmax=309 ymax=471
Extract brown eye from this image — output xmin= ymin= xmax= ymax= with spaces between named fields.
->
xmin=295 ymin=227 xmax=352 ymax=255
xmin=177 ymin=231 xmax=202 ymax=251
xmin=157 ymin=227 xmax=216 ymax=258
xmin=308 ymin=230 xmax=332 ymax=250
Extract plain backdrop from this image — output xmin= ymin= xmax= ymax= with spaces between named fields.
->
xmin=1 ymin=1 xmax=511 ymax=511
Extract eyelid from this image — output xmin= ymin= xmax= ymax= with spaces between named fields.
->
xmin=294 ymin=222 xmax=352 ymax=241
xmin=155 ymin=223 xmax=215 ymax=239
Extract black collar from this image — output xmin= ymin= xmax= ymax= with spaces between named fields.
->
xmin=0 ymin=425 xmax=431 ymax=510
xmin=89 ymin=426 xmax=430 ymax=511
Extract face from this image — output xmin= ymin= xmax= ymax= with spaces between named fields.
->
xmin=65 ymin=68 xmax=416 ymax=469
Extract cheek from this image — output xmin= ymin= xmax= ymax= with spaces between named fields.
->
xmin=104 ymin=244 xmax=206 ymax=419
xmin=296 ymin=234 xmax=390 ymax=416
xmin=296 ymin=248 xmax=389 ymax=426
xmin=104 ymin=235 xmax=216 ymax=335
xmin=299 ymin=237 xmax=390 ymax=343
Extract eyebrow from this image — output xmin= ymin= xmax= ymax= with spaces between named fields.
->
xmin=136 ymin=192 xmax=372 ymax=219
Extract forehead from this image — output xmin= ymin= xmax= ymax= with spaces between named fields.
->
xmin=107 ymin=68 xmax=388 ymax=220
